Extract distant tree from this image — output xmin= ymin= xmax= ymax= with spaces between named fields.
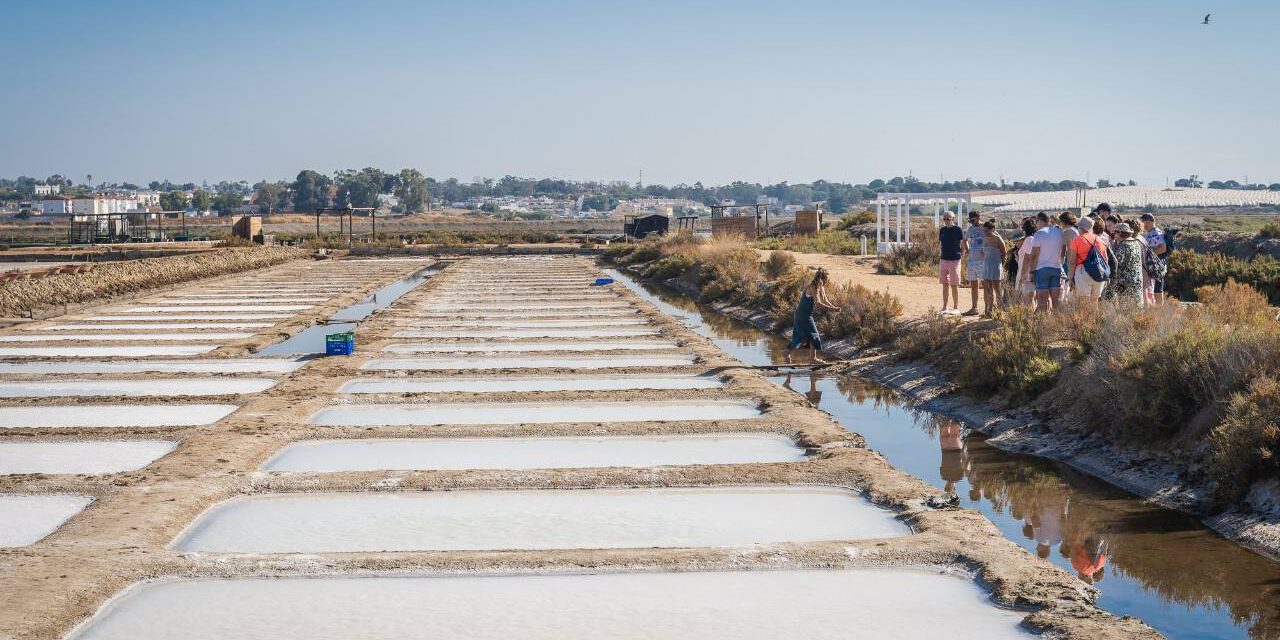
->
xmin=158 ymin=190 xmax=187 ymax=211
xmin=1269 ymin=183 xmax=1280 ymax=192
xmin=826 ymin=194 xmax=849 ymax=214
xmin=212 ymin=192 xmax=243 ymax=216
xmin=291 ymin=169 xmax=332 ymax=212
xmin=334 ymin=168 xmax=387 ymax=208
xmin=582 ymin=195 xmax=618 ymax=211
xmin=394 ymin=168 xmax=429 ymax=213
xmin=148 ymin=181 xmax=164 ymax=191
xmin=1175 ymin=175 xmax=1202 ymax=188
xmin=479 ymin=202 xmax=500 ymax=213
xmin=254 ymin=181 xmax=289 ymax=213
xmin=1096 ymin=179 xmax=1112 ymax=188
xmin=191 ymin=189 xmax=212 ymax=212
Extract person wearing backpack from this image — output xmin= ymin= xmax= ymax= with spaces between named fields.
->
xmin=1067 ymin=216 xmax=1109 ymax=302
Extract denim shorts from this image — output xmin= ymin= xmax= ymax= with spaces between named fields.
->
xmin=1034 ymin=267 xmax=1062 ymax=291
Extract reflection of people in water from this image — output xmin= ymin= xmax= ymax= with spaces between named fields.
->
xmin=937 ymin=420 xmax=966 ymax=495
xmin=1034 ymin=496 xmax=1066 ymax=560
xmin=1070 ymin=537 xmax=1108 ymax=584
xmin=780 ymin=373 xmax=824 ymax=407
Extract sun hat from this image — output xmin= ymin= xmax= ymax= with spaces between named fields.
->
xmin=1115 ymin=223 xmax=1133 ymax=234
xmin=1076 ymin=217 xmax=1094 ymax=232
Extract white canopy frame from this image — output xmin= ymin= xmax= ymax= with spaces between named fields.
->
xmin=874 ymin=192 xmax=973 ymax=254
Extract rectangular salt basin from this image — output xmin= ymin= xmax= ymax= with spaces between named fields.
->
xmin=418 ymin=302 xmax=630 ymax=311
xmin=362 ymin=355 xmax=696 ymax=370
xmin=0 ymin=333 xmax=252 ymax=342
xmin=0 ymin=358 xmax=304 ymax=375
xmin=63 ymin=569 xmax=1028 ymax=640
xmin=173 ymin=486 xmax=904 ymax=553
xmin=340 ymin=374 xmax=721 ymax=394
xmin=263 ymin=434 xmax=804 ymax=471
xmin=393 ymin=328 xmax=659 ymax=338
xmin=0 ymin=378 xmax=276 ymax=398
xmin=405 ymin=318 xmax=649 ymax=328
xmin=412 ymin=309 xmax=639 ymax=319
xmin=120 ymin=305 xmax=311 ymax=312
xmin=0 ymin=441 xmax=175 ymax=474
xmin=87 ymin=314 xmax=291 ymax=321
xmin=309 ymin=400 xmax=759 ymax=426
xmin=154 ymin=297 xmax=328 ymax=304
xmin=0 ymin=494 xmax=93 ymax=547
xmin=0 ymin=404 xmax=238 ymax=429
xmin=38 ymin=323 xmax=275 ymax=331
xmin=382 ymin=341 xmax=679 ymax=353
xmin=0 ymin=345 xmax=216 ymax=357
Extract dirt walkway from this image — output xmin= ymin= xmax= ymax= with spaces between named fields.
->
xmin=757 ymin=250 xmax=942 ymax=319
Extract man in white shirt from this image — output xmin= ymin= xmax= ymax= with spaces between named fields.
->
xmin=1022 ymin=211 xmax=1065 ymax=312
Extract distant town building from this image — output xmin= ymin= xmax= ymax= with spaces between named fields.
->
xmin=71 ymin=195 xmax=143 ymax=215
xmin=37 ymin=195 xmax=74 ymax=215
xmin=34 ymin=184 xmax=61 ymax=196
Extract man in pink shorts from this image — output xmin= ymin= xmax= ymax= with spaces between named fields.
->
xmin=938 ymin=211 xmax=963 ymax=312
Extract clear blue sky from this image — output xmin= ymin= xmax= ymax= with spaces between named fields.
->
xmin=6 ymin=0 xmax=1277 ymax=187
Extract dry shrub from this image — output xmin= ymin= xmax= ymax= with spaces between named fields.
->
xmin=643 ymin=253 xmax=696 ymax=280
xmin=896 ymin=312 xmax=962 ymax=360
xmin=767 ymin=266 xmax=809 ymax=329
xmin=696 ymin=237 xmax=766 ymax=306
xmin=875 ymin=227 xmax=940 ymax=276
xmin=958 ymin=306 xmax=1060 ymax=403
xmin=656 ymin=231 xmax=702 ymax=258
xmin=820 ymin=282 xmax=903 ymax=345
xmin=1194 ymin=278 xmax=1275 ymax=327
xmin=763 ymin=251 xmax=797 ymax=279
xmin=1210 ymin=376 xmax=1280 ymax=503
xmin=1166 ymin=250 xmax=1280 ymax=305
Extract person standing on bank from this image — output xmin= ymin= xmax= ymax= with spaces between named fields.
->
xmin=980 ymin=219 xmax=1007 ymax=316
xmin=784 ymin=268 xmax=838 ymax=365
xmin=961 ymin=211 xmax=986 ymax=316
xmin=938 ymin=211 xmax=963 ymax=313
xmin=1023 ymin=212 xmax=1066 ymax=313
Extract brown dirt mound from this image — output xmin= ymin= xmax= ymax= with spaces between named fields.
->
xmin=0 ymin=246 xmax=305 ymax=317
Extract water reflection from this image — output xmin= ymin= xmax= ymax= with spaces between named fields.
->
xmin=611 ymin=269 xmax=1280 ymax=640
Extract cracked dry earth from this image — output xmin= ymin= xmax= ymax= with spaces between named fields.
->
xmin=0 ymin=255 xmax=1160 ymax=639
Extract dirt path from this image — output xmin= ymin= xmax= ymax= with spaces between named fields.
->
xmin=757 ymin=250 xmax=943 ymax=319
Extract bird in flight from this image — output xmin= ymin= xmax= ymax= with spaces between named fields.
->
xmin=1202 ymin=13 xmax=1211 ymax=24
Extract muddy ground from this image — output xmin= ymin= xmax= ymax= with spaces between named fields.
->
xmin=0 ymin=256 xmax=1159 ymax=640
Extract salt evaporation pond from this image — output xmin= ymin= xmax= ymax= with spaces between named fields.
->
xmin=263 ymin=434 xmax=804 ymax=471
xmin=393 ymin=327 xmax=659 ymax=338
xmin=412 ymin=309 xmax=639 ymax=319
xmin=0 ymin=345 xmax=216 ymax=358
xmin=0 ymin=404 xmax=238 ymax=429
xmin=0 ymin=358 xmax=304 ymax=375
xmin=173 ymin=486 xmax=904 ymax=553
xmin=406 ymin=318 xmax=649 ymax=327
xmin=40 ymin=323 xmax=275 ymax=331
xmin=158 ymin=297 xmax=327 ymax=304
xmin=309 ymin=399 xmax=759 ymax=426
xmin=418 ymin=302 xmax=630 ymax=311
xmin=0 ymin=441 xmax=175 ymax=474
xmin=87 ymin=314 xmax=290 ymax=321
xmin=0 ymin=378 xmax=276 ymax=398
xmin=0 ymin=494 xmax=93 ymax=547
xmin=0 ymin=332 xmax=252 ymax=342
xmin=62 ymin=569 xmax=1034 ymax=640
xmin=339 ymin=374 xmax=721 ymax=393
xmin=120 ymin=305 xmax=311 ymax=312
xmin=362 ymin=354 xmax=696 ymax=371
xmin=381 ymin=341 xmax=679 ymax=353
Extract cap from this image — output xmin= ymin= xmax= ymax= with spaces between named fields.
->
xmin=1076 ymin=217 xmax=1094 ymax=232
xmin=1114 ymin=223 xmax=1133 ymax=234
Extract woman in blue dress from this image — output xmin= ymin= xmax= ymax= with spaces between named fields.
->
xmin=784 ymin=268 xmax=838 ymax=364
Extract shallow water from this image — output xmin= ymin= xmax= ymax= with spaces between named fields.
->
xmin=418 ymin=302 xmax=630 ymax=311
xmin=0 ymin=494 xmax=93 ymax=547
xmin=381 ymin=340 xmax=679 ymax=353
xmin=405 ymin=318 xmax=650 ymax=328
xmin=39 ymin=323 xmax=275 ymax=331
xmin=0 ymin=359 xmax=304 ymax=374
xmin=156 ymin=297 xmax=327 ymax=304
xmin=172 ymin=486 xmax=905 ymax=553
xmin=0 ymin=378 xmax=276 ymax=398
xmin=262 ymin=434 xmax=803 ymax=471
xmin=0 ymin=345 xmax=216 ymax=357
xmin=86 ymin=314 xmax=291 ymax=321
xmin=362 ymin=354 xmax=696 ymax=370
xmin=121 ymin=305 xmax=311 ymax=312
xmin=0 ymin=332 xmax=252 ymax=342
xmin=0 ymin=404 xmax=238 ymax=429
xmin=256 ymin=322 xmax=354 ymax=356
xmin=611 ymin=269 xmax=1280 ymax=640
xmin=411 ymin=309 xmax=639 ymax=319
xmin=309 ymin=399 xmax=759 ymax=426
xmin=339 ymin=374 xmax=722 ymax=394
xmin=392 ymin=327 xmax=660 ymax=338
xmin=0 ymin=441 xmax=176 ymax=474
xmin=66 ymin=569 xmax=1029 ymax=640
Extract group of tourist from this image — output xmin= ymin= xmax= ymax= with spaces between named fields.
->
xmin=939 ymin=203 xmax=1170 ymax=315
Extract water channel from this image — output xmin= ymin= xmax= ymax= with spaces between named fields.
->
xmin=610 ymin=269 xmax=1280 ymax=640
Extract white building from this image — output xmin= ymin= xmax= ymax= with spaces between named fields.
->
xmin=34 ymin=184 xmax=61 ymax=196
xmin=71 ymin=195 xmax=143 ymax=215
xmin=37 ymin=196 xmax=74 ymax=215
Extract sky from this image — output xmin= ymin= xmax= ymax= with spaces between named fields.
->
xmin=5 ymin=0 xmax=1277 ymax=187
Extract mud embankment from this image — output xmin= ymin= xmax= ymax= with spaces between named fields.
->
xmin=622 ymin=263 xmax=1280 ymax=563
xmin=0 ymin=247 xmax=305 ymax=319
xmin=1178 ymin=230 xmax=1280 ymax=261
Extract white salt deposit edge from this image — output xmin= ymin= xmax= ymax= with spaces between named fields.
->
xmin=65 ymin=569 xmax=1030 ymax=640
xmin=0 ymin=441 xmax=176 ymax=474
xmin=0 ymin=404 xmax=238 ymax=429
xmin=0 ymin=494 xmax=93 ymax=547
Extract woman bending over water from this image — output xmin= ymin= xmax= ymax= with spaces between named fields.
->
xmin=785 ymin=268 xmax=838 ymax=364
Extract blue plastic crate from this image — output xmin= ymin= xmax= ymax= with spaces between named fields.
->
xmin=325 ymin=331 xmax=355 ymax=356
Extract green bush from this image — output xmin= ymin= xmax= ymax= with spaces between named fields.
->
xmin=643 ymin=253 xmax=696 ymax=280
xmin=957 ymin=306 xmax=1060 ymax=403
xmin=755 ymin=230 xmax=864 ymax=255
xmin=1258 ymin=220 xmax=1280 ymax=239
xmin=1165 ymin=250 xmax=1280 ymax=305
xmin=602 ymin=242 xmax=636 ymax=262
xmin=837 ymin=210 xmax=876 ymax=229
xmin=1209 ymin=376 xmax=1280 ymax=503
